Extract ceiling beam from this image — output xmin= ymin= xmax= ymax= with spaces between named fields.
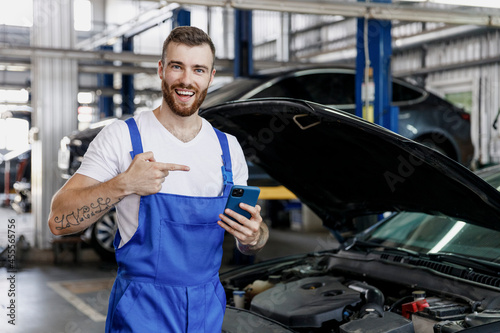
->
xmin=0 ymin=44 xmax=304 ymax=76
xmin=171 ymin=0 xmax=500 ymax=27
xmin=0 ymin=44 xmax=160 ymax=64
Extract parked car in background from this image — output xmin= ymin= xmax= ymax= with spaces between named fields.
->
xmin=202 ymin=67 xmax=474 ymax=167
xmin=199 ymin=99 xmax=500 ymax=333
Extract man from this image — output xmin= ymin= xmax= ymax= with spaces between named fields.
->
xmin=49 ymin=26 xmax=268 ymax=332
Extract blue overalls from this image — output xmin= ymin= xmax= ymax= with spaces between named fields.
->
xmin=105 ymin=118 xmax=233 ymax=332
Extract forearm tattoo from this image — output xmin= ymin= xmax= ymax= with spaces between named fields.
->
xmin=53 ymin=197 xmax=116 ymax=230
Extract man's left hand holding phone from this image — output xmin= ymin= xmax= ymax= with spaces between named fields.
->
xmin=217 ymin=185 xmax=268 ymax=254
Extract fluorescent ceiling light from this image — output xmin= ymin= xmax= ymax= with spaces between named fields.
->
xmin=399 ymin=0 xmax=500 ymax=9
xmin=432 ymin=0 xmax=500 ymax=8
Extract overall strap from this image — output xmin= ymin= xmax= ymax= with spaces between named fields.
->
xmin=213 ymin=127 xmax=234 ymax=196
xmin=112 ymin=117 xmax=144 ymax=250
xmin=125 ymin=117 xmax=143 ymax=159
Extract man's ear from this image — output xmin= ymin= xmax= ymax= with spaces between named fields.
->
xmin=209 ymin=68 xmax=216 ymax=86
xmin=158 ymin=60 xmax=164 ymax=80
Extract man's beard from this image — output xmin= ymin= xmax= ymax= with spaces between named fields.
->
xmin=162 ymin=79 xmax=208 ymax=117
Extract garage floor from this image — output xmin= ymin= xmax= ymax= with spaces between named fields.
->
xmin=0 ymin=206 xmax=336 ymax=333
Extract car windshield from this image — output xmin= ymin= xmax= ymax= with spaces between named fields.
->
xmin=361 ymin=212 xmax=500 ymax=262
xmin=360 ymin=166 xmax=500 ymax=263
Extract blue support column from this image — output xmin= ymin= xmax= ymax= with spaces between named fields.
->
xmin=98 ymin=45 xmax=114 ymax=118
xmin=355 ymin=0 xmax=398 ymax=133
xmin=234 ymin=9 xmax=253 ymax=78
xmin=121 ymin=36 xmax=135 ymax=115
xmin=173 ymin=8 xmax=191 ymax=28
xmin=233 ymin=10 xmax=255 ymax=266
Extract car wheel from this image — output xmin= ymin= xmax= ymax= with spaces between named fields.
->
xmin=91 ymin=209 xmax=117 ymax=262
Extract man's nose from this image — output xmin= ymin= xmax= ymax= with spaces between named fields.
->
xmin=179 ymin=70 xmax=193 ymax=85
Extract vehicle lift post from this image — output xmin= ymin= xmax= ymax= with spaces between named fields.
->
xmin=98 ymin=45 xmax=114 ymax=118
xmin=355 ymin=0 xmax=399 ymax=133
xmin=121 ymin=36 xmax=135 ymax=115
xmin=234 ymin=9 xmax=253 ymax=78
xmin=173 ymin=8 xmax=191 ymax=28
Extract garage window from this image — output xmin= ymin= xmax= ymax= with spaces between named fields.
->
xmin=0 ymin=0 xmax=33 ymax=27
xmin=74 ymin=0 xmax=92 ymax=31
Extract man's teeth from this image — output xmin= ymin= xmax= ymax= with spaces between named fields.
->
xmin=176 ymin=90 xmax=194 ymax=96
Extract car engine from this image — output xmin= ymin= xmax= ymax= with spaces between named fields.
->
xmin=220 ymin=254 xmax=500 ymax=333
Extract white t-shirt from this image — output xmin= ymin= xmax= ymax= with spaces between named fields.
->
xmin=76 ymin=110 xmax=248 ymax=247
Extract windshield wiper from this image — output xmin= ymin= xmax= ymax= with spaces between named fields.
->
xmin=428 ymin=252 xmax=500 ymax=276
xmin=344 ymin=238 xmax=421 ymax=257
xmin=346 ymin=239 xmax=500 ymax=276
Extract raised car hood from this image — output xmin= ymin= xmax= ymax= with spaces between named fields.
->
xmin=200 ymin=98 xmax=500 ymax=231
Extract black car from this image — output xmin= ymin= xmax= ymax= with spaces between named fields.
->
xmin=198 ymin=99 xmax=500 ymax=333
xmin=202 ymin=67 xmax=474 ymax=167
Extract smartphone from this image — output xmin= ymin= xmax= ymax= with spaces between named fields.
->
xmin=224 ymin=185 xmax=261 ymax=223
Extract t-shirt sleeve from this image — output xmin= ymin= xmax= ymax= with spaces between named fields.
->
xmin=76 ymin=120 xmax=131 ymax=183
xmin=228 ymin=135 xmax=248 ymax=186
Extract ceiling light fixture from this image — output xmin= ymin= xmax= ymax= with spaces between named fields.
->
xmin=399 ymin=0 xmax=500 ymax=9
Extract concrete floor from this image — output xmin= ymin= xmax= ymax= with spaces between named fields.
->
xmin=0 ymin=205 xmax=337 ymax=333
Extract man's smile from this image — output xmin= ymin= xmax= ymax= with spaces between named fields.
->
xmin=175 ymin=89 xmax=195 ymax=101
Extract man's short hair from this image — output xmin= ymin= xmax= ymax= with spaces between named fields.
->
xmin=161 ymin=26 xmax=216 ymax=69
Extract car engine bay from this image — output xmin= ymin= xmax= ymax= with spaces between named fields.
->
xmin=220 ymin=253 xmax=500 ymax=333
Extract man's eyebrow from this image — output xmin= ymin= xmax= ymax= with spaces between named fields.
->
xmin=194 ymin=64 xmax=210 ymax=70
xmin=167 ymin=60 xmax=183 ymax=66
xmin=167 ymin=60 xmax=209 ymax=70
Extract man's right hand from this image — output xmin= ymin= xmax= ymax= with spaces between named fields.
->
xmin=48 ymin=151 xmax=190 ymax=236
xmin=124 ymin=151 xmax=190 ymax=196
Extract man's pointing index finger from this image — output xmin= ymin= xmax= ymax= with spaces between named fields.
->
xmin=161 ymin=163 xmax=190 ymax=172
